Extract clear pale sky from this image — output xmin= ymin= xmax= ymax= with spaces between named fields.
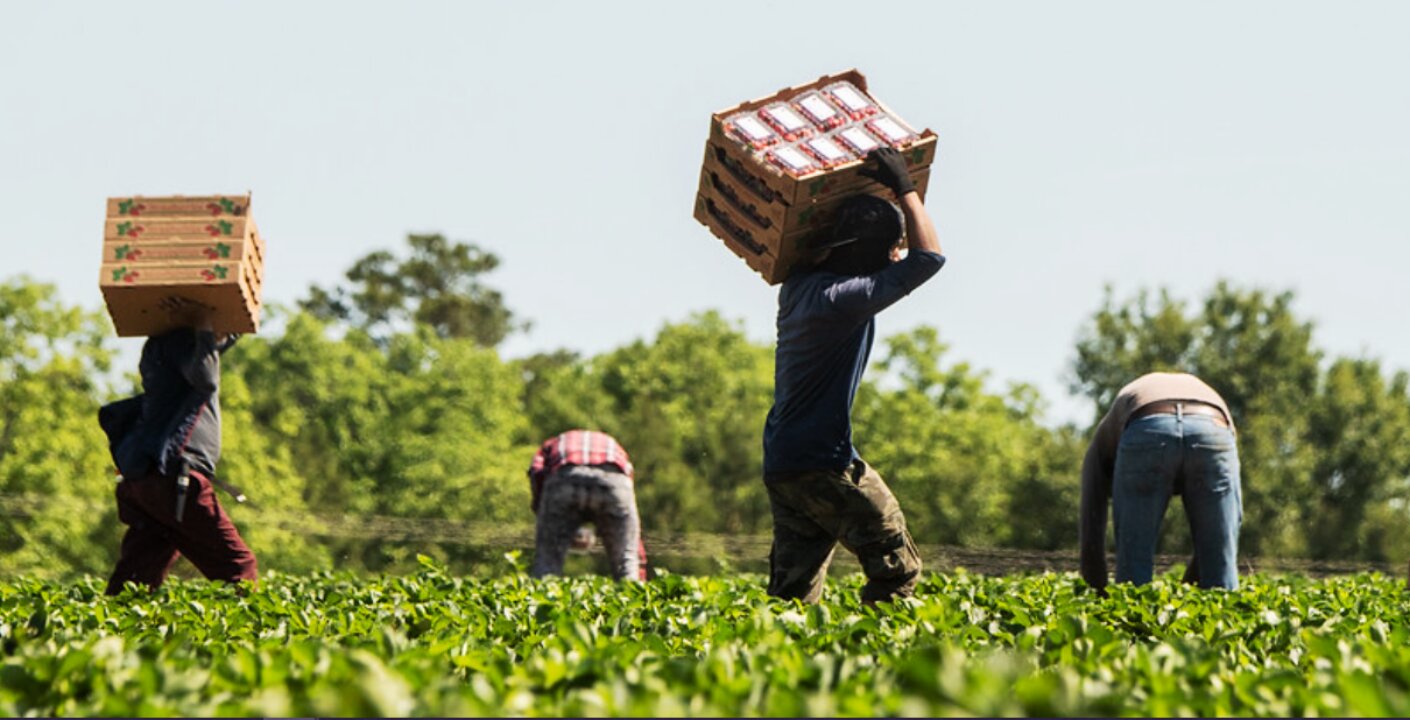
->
xmin=3 ymin=1 xmax=1408 ymax=424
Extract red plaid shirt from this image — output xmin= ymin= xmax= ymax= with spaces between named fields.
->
xmin=528 ymin=430 xmax=647 ymax=579
xmin=528 ymin=430 xmax=634 ymax=509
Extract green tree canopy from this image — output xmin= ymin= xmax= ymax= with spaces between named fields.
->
xmin=301 ymin=234 xmax=523 ymax=347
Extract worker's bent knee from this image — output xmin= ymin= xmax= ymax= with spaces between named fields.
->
xmin=857 ymin=532 xmax=922 ymax=603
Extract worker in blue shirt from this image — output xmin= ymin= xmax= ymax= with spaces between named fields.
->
xmin=763 ymin=148 xmax=945 ymax=604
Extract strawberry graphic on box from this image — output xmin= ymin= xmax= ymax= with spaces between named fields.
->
xmin=116 ymin=222 xmax=144 ymax=238
xmin=201 ymin=242 xmax=232 ymax=260
xmin=113 ymin=245 xmax=144 ymax=261
xmin=204 ymin=198 xmax=245 ymax=217
xmin=200 ymin=265 xmax=229 ymax=282
xmin=203 ymin=220 xmax=234 ymax=237
xmin=111 ymin=267 xmax=139 ymax=283
xmin=117 ymin=199 xmax=148 ymax=216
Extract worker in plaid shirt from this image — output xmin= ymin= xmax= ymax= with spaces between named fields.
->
xmin=528 ymin=429 xmax=647 ymax=580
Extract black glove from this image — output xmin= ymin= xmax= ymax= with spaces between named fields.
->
xmin=858 ymin=147 xmax=915 ymax=198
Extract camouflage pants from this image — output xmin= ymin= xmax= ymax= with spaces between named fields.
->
xmin=531 ymin=465 xmax=642 ymax=581
xmin=764 ymin=459 xmax=922 ymax=603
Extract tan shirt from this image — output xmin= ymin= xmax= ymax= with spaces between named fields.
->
xmin=1078 ymin=372 xmax=1234 ymax=589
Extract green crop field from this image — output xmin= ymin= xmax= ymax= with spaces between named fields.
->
xmin=1 ymin=562 xmax=1407 ymax=717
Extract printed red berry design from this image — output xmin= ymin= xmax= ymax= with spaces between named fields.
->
xmin=117 ymin=199 xmax=148 ymax=216
xmin=205 ymin=198 xmax=245 ymax=217
xmin=204 ymin=220 xmax=234 ymax=237
xmin=808 ymin=177 xmax=839 ymax=198
xmin=111 ymin=267 xmax=140 ymax=283
xmin=116 ymin=222 xmax=144 ymax=238
xmin=201 ymin=265 xmax=229 ymax=282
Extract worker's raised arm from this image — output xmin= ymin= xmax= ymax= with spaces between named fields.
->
xmin=860 ymin=147 xmax=941 ymax=257
xmin=899 ymin=191 xmax=940 ymax=256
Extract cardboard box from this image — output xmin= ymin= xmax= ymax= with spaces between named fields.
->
xmin=698 ymin=69 xmax=937 ymax=283
xmin=706 ymin=70 xmax=936 ymax=205
xmin=700 ymin=146 xmax=930 ymax=238
xmin=693 ymin=193 xmax=784 ymax=281
xmin=100 ymin=193 xmax=265 ymax=337
xmin=706 ymin=128 xmax=937 ymax=207
xmin=103 ymin=215 xmax=265 ymax=285
xmin=100 ymin=285 xmax=260 ymax=337
xmin=105 ymin=194 xmax=251 ymax=218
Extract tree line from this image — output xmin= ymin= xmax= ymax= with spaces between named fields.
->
xmin=1 ymin=234 xmax=1406 ymax=579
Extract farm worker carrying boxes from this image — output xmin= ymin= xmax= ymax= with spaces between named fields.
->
xmin=1079 ymin=372 xmax=1242 ymax=592
xmin=99 ymin=194 xmax=265 ymax=594
xmin=101 ymin=308 xmax=259 ymax=594
xmin=528 ymin=429 xmax=647 ymax=581
xmin=761 ymin=148 xmax=945 ymax=604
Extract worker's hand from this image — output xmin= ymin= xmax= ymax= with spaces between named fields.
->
xmin=160 ymin=296 xmax=215 ymax=331
xmin=859 ymin=147 xmax=916 ymax=198
xmin=571 ymin=525 xmax=595 ymax=550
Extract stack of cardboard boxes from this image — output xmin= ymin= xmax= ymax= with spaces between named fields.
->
xmin=694 ymin=69 xmax=935 ymax=284
xmin=99 ymin=194 xmax=266 ymax=336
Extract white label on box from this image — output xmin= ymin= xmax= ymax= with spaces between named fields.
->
xmin=807 ymin=136 xmax=849 ymax=162
xmin=832 ymin=85 xmax=873 ymax=112
xmin=872 ymin=117 xmax=912 ymax=142
xmin=799 ymin=95 xmax=839 ymax=121
xmin=840 ymin=127 xmax=881 ymax=153
xmin=773 ymin=146 xmax=816 ymax=172
xmin=764 ymin=105 xmax=809 ymax=132
xmin=734 ymin=116 xmax=774 ymax=141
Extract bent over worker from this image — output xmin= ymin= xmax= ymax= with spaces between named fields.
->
xmin=1080 ymin=372 xmax=1242 ymax=591
xmin=528 ymin=429 xmax=646 ymax=580
xmin=762 ymin=147 xmax=945 ymax=604
xmin=105 ymin=321 xmax=258 ymax=594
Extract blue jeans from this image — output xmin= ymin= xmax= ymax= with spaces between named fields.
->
xmin=1113 ymin=412 xmax=1242 ymax=589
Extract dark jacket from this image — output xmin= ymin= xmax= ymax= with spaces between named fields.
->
xmin=111 ymin=329 xmax=236 ymax=480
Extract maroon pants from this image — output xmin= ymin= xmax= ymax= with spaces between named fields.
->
xmin=106 ymin=469 xmax=258 ymax=595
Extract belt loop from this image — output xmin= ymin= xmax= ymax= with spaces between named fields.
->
xmin=1176 ymin=402 xmax=1184 ymax=423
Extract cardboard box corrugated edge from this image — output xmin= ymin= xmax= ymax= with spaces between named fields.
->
xmin=696 ymin=172 xmax=937 ymax=286
xmin=241 ymin=259 xmax=262 ymax=309
xmin=694 ymin=183 xmax=830 ymax=285
xmin=693 ymin=192 xmax=778 ymax=279
xmin=105 ymin=193 xmax=252 ymax=218
xmin=700 ymin=151 xmax=931 ymax=237
xmin=246 ymin=217 xmax=266 ymax=284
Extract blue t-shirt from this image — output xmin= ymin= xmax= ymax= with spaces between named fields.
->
xmin=763 ymin=251 xmax=946 ymax=474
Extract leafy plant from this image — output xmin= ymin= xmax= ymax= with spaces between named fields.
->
xmin=0 ymin=571 xmax=1406 ymax=716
